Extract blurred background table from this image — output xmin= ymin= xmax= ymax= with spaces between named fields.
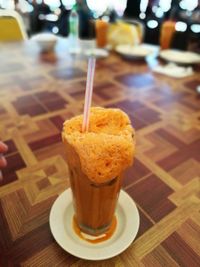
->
xmin=0 ymin=39 xmax=200 ymax=266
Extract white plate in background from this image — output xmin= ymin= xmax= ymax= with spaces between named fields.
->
xmin=116 ymin=44 xmax=154 ymax=59
xmin=84 ymin=48 xmax=109 ymax=58
xmin=160 ymin=49 xmax=200 ymax=65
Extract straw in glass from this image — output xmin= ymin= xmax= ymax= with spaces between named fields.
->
xmin=82 ymin=57 xmax=96 ymax=132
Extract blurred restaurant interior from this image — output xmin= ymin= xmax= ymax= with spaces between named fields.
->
xmin=0 ymin=0 xmax=200 ymax=266
xmin=0 ymin=0 xmax=200 ymax=49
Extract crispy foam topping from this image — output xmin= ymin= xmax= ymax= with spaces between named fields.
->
xmin=62 ymin=107 xmax=135 ymax=183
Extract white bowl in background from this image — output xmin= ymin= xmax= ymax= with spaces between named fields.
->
xmin=31 ymin=33 xmax=58 ymax=51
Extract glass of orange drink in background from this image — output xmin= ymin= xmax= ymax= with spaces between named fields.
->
xmin=95 ymin=19 xmax=109 ymax=48
xmin=160 ymin=20 xmax=176 ymax=50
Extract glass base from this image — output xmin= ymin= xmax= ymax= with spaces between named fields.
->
xmin=73 ymin=215 xmax=117 ymax=243
xmin=79 ymin=222 xmax=111 ymax=236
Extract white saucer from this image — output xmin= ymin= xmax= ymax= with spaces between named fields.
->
xmin=49 ymin=189 xmax=140 ymax=260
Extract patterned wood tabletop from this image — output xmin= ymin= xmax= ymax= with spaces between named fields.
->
xmin=0 ymin=39 xmax=200 ymax=267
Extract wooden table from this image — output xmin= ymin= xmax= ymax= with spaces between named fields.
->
xmin=0 ymin=39 xmax=200 ymax=266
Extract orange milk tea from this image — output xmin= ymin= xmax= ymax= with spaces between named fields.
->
xmin=62 ymin=107 xmax=135 ymax=239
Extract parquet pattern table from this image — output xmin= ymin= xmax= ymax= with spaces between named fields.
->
xmin=0 ymin=40 xmax=200 ymax=267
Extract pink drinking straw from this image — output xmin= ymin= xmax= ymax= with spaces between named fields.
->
xmin=82 ymin=57 xmax=96 ymax=132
